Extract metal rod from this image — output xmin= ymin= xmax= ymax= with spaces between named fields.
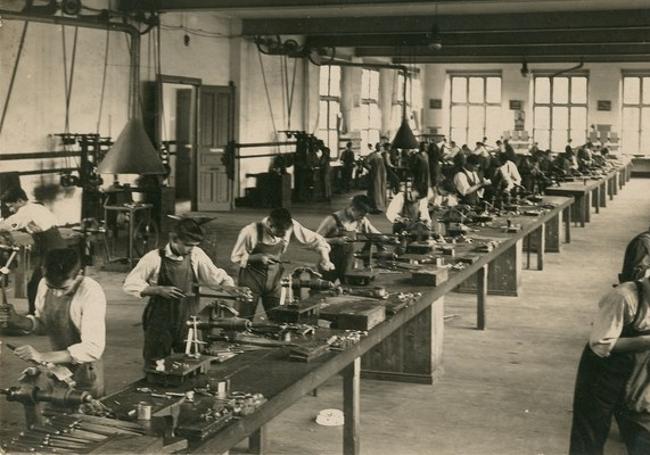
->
xmin=0 ymin=151 xmax=81 ymax=161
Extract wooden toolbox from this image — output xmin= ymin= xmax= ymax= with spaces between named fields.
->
xmin=318 ymin=296 xmax=386 ymax=331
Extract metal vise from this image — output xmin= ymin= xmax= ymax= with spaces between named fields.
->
xmin=1 ymin=366 xmax=93 ymax=428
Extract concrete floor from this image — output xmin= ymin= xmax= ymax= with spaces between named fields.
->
xmin=2 ymin=178 xmax=648 ymax=454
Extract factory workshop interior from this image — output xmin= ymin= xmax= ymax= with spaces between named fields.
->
xmin=2 ymin=0 xmax=650 ymax=454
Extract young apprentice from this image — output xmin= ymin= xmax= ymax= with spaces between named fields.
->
xmin=340 ymin=141 xmax=356 ymax=192
xmin=0 ymin=187 xmax=65 ymax=314
xmin=5 ymin=248 xmax=106 ymax=397
xmin=123 ymin=218 xmax=235 ymax=365
xmin=385 ymin=185 xmax=432 ymax=234
xmin=316 ymin=195 xmax=383 ymax=284
xmin=231 ymin=208 xmax=334 ymax=320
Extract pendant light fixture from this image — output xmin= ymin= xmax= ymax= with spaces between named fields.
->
xmin=97 ymin=29 xmax=165 ymax=175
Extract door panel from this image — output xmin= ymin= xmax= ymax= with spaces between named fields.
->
xmin=197 ymin=86 xmax=232 ymax=211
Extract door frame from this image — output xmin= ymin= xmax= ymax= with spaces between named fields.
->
xmin=155 ymin=74 xmax=202 ymax=211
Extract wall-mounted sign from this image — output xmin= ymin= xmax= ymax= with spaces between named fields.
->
xmin=509 ymin=100 xmax=523 ymax=110
xmin=429 ymin=99 xmax=442 ymax=109
xmin=597 ymin=100 xmax=612 ymax=111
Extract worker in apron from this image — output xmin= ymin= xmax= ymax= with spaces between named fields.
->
xmin=386 ymin=185 xmax=432 ymax=235
xmin=316 ymin=195 xmax=382 ymax=284
xmin=5 ymin=248 xmax=106 ymax=397
xmin=0 ymin=187 xmax=65 ymax=314
xmin=231 ymin=208 xmax=333 ymax=320
xmin=452 ymin=155 xmax=491 ymax=207
xmin=570 ymin=278 xmax=650 ymax=454
xmin=124 ymin=218 xmax=235 ymax=366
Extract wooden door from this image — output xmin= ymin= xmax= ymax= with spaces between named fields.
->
xmin=175 ymin=88 xmax=193 ymax=199
xmin=197 ymin=85 xmax=232 ymax=211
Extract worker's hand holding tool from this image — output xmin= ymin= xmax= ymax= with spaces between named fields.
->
xmin=14 ymin=345 xmax=43 ymax=363
xmin=153 ymin=286 xmax=186 ymax=299
xmin=248 ymin=253 xmax=281 ymax=266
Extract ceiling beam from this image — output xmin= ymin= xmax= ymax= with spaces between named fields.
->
xmin=306 ymin=29 xmax=650 ymax=48
xmin=356 ymin=43 xmax=650 ymax=58
xmin=242 ymin=9 xmax=650 ymax=35
xmin=157 ymin=0 xmax=483 ymax=9
xmin=391 ymin=55 xmax=650 ymax=64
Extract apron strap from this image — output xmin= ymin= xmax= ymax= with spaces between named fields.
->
xmin=632 ymin=280 xmax=647 ymax=329
xmin=256 ymin=222 xmax=265 ymax=243
xmin=332 ymin=212 xmax=344 ymax=231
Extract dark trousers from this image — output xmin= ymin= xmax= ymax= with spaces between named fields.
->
xmin=237 ymin=265 xmax=283 ymax=320
xmin=342 ymin=166 xmax=354 ymax=191
xmin=27 ymin=266 xmax=43 ymax=315
xmin=570 ymin=345 xmax=650 ymax=455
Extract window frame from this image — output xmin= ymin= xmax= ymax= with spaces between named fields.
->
xmin=360 ymin=68 xmax=381 ymax=149
xmin=318 ymin=65 xmax=341 ymax=159
xmin=448 ymin=73 xmax=502 ymax=146
xmin=621 ymin=73 xmax=650 ymax=155
xmin=532 ymin=73 xmax=589 ymax=151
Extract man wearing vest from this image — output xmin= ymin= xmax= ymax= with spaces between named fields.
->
xmin=6 ymin=248 xmax=106 ymax=397
xmin=385 ymin=186 xmax=432 ymax=234
xmin=620 ymin=228 xmax=650 ymax=283
xmin=570 ymin=278 xmax=650 ymax=454
xmin=231 ymin=208 xmax=334 ymax=320
xmin=0 ymin=187 xmax=66 ymax=315
xmin=124 ymin=218 xmax=235 ymax=365
xmin=316 ymin=195 xmax=383 ymax=284
xmin=453 ymin=154 xmax=492 ymax=206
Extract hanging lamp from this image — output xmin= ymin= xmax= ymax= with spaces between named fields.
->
xmin=391 ymin=67 xmax=418 ymax=150
xmin=97 ymin=30 xmax=165 ymax=175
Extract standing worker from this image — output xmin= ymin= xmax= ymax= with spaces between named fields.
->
xmin=4 ymin=248 xmax=106 ymax=397
xmin=340 ymin=142 xmax=356 ymax=192
xmin=0 ymin=187 xmax=66 ymax=315
xmin=365 ymin=145 xmax=387 ymax=213
xmin=231 ymin=208 xmax=334 ymax=320
xmin=316 ymin=195 xmax=383 ymax=284
xmin=123 ymin=218 xmax=235 ymax=365
xmin=570 ymin=278 xmax=650 ymax=454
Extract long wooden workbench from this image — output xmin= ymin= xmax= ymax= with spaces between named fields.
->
xmin=99 ymin=195 xmax=578 ymax=455
xmin=545 ymin=160 xmax=631 ymax=227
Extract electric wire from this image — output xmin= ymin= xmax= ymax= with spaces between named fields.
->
xmin=0 ymin=21 xmax=28 ymax=139
xmin=257 ymin=51 xmax=278 ymax=146
xmin=96 ymin=27 xmax=110 ymax=134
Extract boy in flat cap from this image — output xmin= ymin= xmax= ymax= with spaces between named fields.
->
xmin=124 ymin=218 xmax=235 ymax=365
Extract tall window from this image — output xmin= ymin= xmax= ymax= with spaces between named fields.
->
xmin=449 ymin=75 xmax=502 ymax=147
xmin=622 ymin=75 xmax=650 ymax=155
xmin=533 ymin=75 xmax=587 ymax=151
xmin=395 ymin=72 xmax=422 ymax=133
xmin=360 ymin=69 xmax=380 ymax=149
xmin=319 ymin=65 xmax=341 ymax=157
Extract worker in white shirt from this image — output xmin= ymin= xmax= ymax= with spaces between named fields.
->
xmin=316 ymin=195 xmax=383 ymax=284
xmin=0 ymin=187 xmax=66 ymax=314
xmin=497 ymin=149 xmax=523 ymax=192
xmin=231 ymin=208 xmax=334 ymax=320
xmin=5 ymin=248 xmax=106 ymax=397
xmin=386 ymin=185 xmax=432 ymax=234
xmin=124 ymin=218 xmax=235 ymax=365
xmin=453 ymin=155 xmax=492 ymax=206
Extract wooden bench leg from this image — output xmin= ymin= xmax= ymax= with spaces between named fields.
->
xmin=343 ymin=358 xmax=360 ymax=455
xmin=477 ymin=265 xmax=488 ymax=330
xmin=249 ymin=426 xmax=268 ymax=455
xmin=565 ymin=206 xmax=571 ymax=243
xmin=537 ymin=223 xmax=545 ymax=271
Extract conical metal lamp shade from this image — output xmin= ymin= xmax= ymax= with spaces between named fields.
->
xmin=97 ymin=118 xmax=166 ymax=175
xmin=392 ymin=118 xmax=419 ymax=150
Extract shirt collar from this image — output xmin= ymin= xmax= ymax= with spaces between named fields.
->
xmin=164 ymin=243 xmax=188 ymax=261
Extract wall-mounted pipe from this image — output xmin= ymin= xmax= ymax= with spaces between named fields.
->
xmin=551 ymin=60 xmax=585 ymax=78
xmin=0 ymin=10 xmax=141 ymax=119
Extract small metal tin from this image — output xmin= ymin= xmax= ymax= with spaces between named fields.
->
xmin=137 ymin=401 xmax=152 ymax=421
xmin=209 ymin=378 xmax=230 ymax=399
